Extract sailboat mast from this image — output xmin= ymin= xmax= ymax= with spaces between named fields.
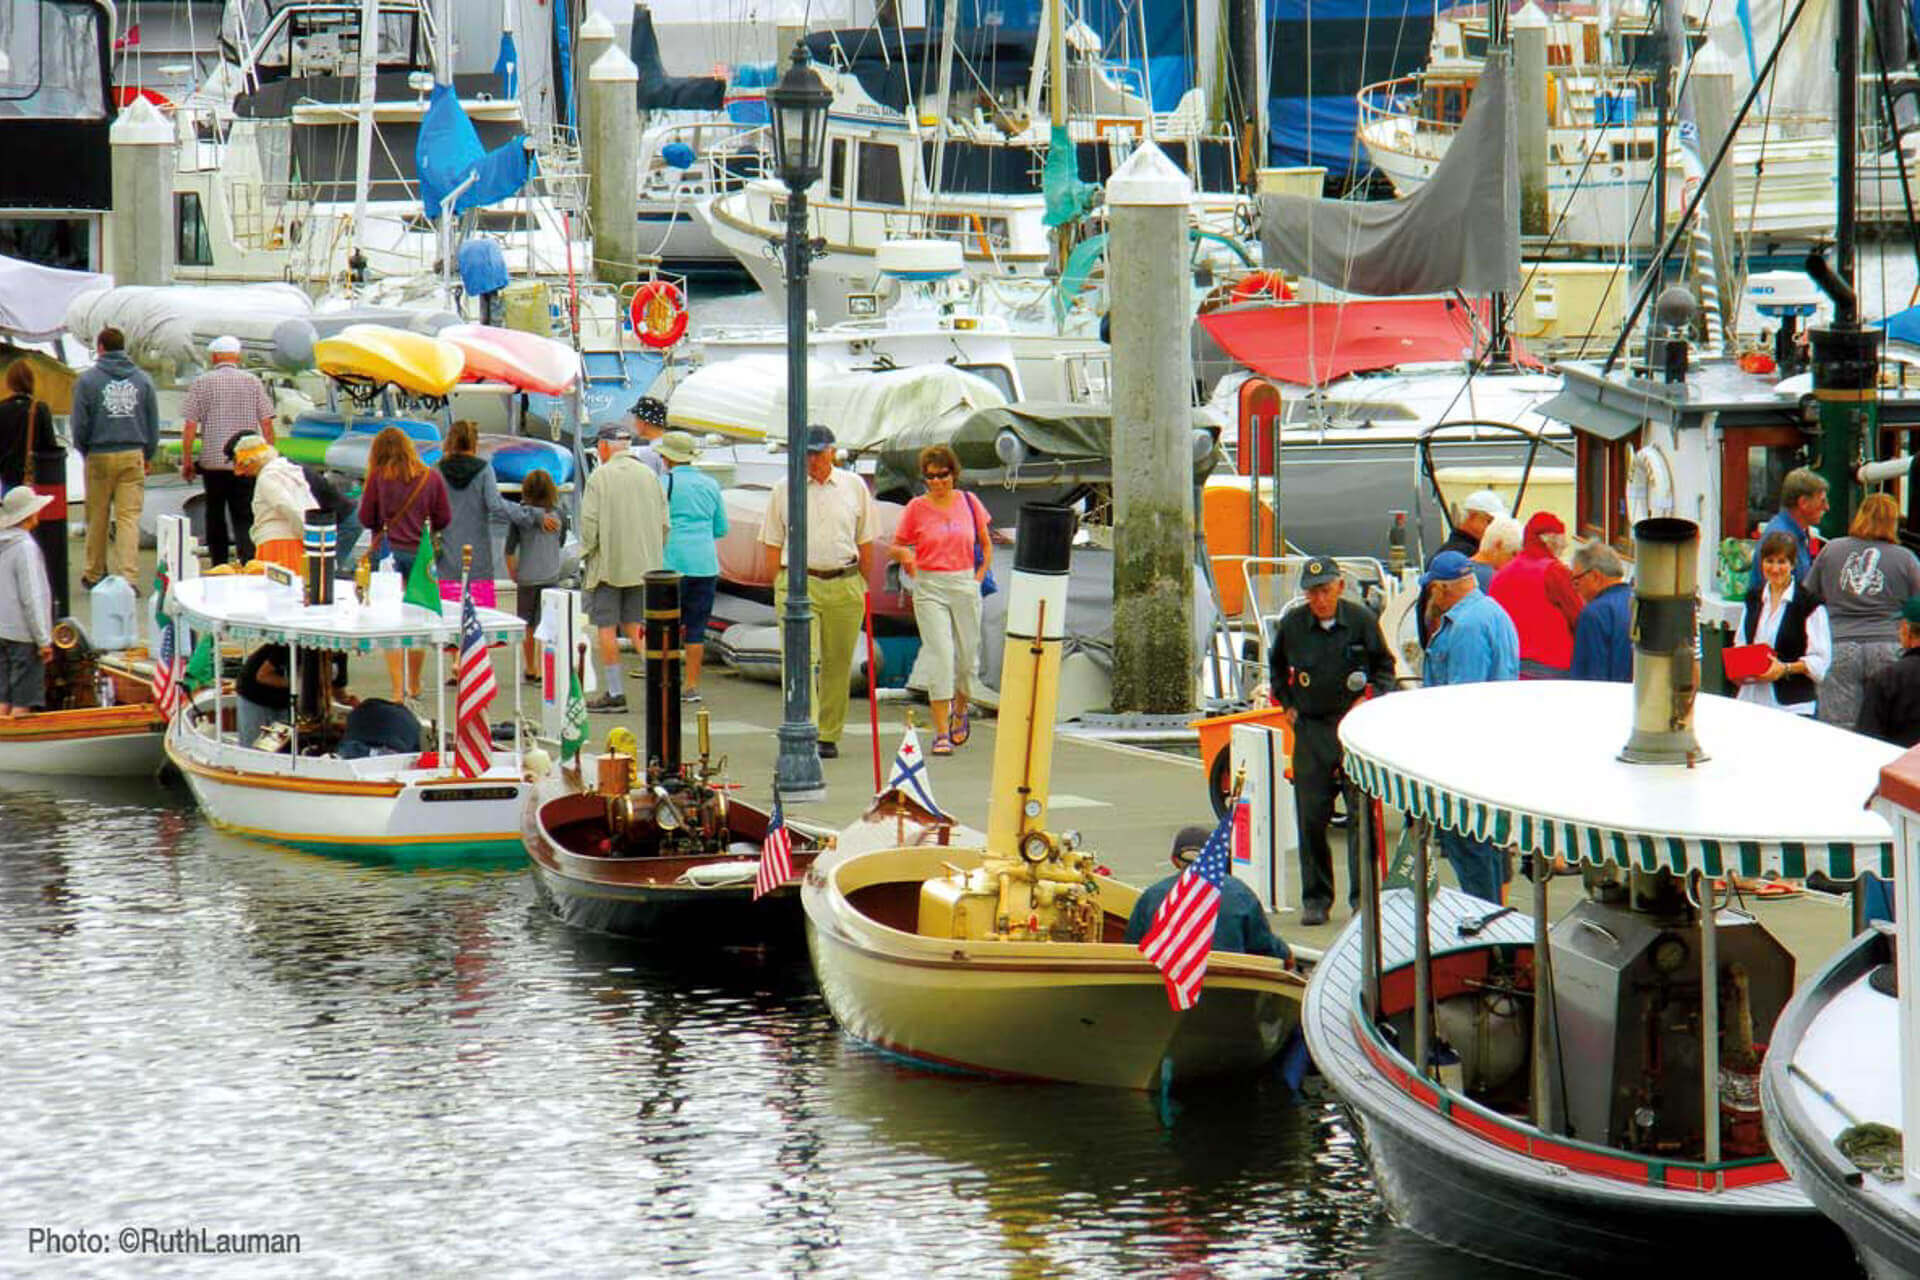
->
xmin=1050 ymin=0 xmax=1067 ymax=129
xmin=929 ymin=0 xmax=961 ymax=206
xmin=350 ymin=0 xmax=382 ymax=261
xmin=1487 ymin=0 xmax=1510 ymax=364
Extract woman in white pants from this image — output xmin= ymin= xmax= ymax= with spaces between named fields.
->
xmin=889 ymin=445 xmax=991 ymax=754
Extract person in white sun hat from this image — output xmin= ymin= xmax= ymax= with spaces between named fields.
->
xmin=0 ymin=484 xmax=57 ymax=716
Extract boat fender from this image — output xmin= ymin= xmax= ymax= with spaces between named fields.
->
xmin=683 ymin=859 xmax=762 ymax=886
xmin=1230 ymin=271 xmax=1293 ymax=304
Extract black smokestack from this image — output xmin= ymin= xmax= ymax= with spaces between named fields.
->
xmin=644 ymin=570 xmax=683 ymax=772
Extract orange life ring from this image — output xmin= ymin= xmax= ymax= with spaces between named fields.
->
xmin=628 ymin=281 xmax=689 ymax=349
xmin=1230 ymin=271 xmax=1293 ymax=303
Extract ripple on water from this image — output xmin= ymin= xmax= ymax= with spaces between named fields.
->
xmin=3 ymin=775 xmax=1524 ymax=1277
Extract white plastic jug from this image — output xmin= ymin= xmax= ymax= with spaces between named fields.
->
xmin=89 ymin=575 xmax=139 ymax=651
xmin=368 ymin=565 xmax=403 ymax=618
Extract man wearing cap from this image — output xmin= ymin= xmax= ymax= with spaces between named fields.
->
xmin=71 ymin=327 xmax=159 ymax=589
xmin=581 ymin=422 xmax=668 ymax=712
xmin=629 ymin=396 xmax=670 ymax=478
xmin=1268 ymin=556 xmax=1395 ymax=926
xmin=1423 ymin=550 xmax=1520 ymax=902
xmin=1856 ymin=596 xmax=1920 ymax=747
xmin=1416 ymin=488 xmax=1508 ymax=647
xmin=1488 ymin=511 xmax=1584 ymax=678
xmin=0 ymin=485 xmax=56 ymax=716
xmin=1123 ymin=825 xmax=1293 ymax=964
xmin=180 ymin=335 xmax=275 ymax=568
xmin=760 ymin=426 xmax=877 ymax=759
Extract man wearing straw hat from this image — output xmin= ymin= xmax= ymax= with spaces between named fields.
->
xmin=180 ymin=335 xmax=275 ymax=568
xmin=0 ymin=485 xmax=56 ymax=716
xmin=227 ymin=432 xmax=314 ymax=575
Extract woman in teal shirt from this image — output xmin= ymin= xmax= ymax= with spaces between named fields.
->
xmin=659 ymin=431 xmax=729 ymax=701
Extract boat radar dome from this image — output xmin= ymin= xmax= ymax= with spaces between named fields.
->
xmin=875 ymin=240 xmax=965 ymax=282
xmin=1747 ymin=270 xmax=1821 ymax=320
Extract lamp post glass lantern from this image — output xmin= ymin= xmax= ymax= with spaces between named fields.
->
xmin=771 ymin=42 xmax=832 ymax=802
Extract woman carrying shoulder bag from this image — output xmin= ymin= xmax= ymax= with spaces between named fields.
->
xmin=889 ymin=445 xmax=990 ymax=755
xmin=0 ymin=362 xmax=56 ymax=492
xmin=356 ymin=427 xmax=452 ymax=705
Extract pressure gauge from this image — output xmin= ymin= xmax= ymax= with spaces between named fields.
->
xmin=1019 ymin=831 xmax=1055 ymax=865
xmin=1651 ymin=933 xmax=1690 ymax=975
xmin=1023 ymin=799 xmax=1043 ymax=819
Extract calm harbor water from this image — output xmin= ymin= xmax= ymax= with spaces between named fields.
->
xmin=0 ymin=774 xmax=1530 ymax=1277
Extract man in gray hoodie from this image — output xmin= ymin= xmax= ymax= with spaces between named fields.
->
xmin=71 ymin=327 xmax=159 ymax=588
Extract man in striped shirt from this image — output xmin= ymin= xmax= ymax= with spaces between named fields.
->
xmin=179 ymin=336 xmax=274 ymax=567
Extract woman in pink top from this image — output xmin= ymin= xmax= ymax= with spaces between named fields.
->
xmin=889 ymin=445 xmax=991 ymax=754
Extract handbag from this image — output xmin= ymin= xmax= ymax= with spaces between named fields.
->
xmin=968 ymin=492 xmax=998 ymax=597
xmin=363 ymin=468 xmax=432 ymax=570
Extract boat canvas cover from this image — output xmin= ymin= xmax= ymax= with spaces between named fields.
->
xmin=781 ymin=365 xmax=1008 ymax=453
xmin=874 ymin=401 xmax=1220 ymax=496
xmin=1198 ymin=298 xmax=1515 ymax=386
xmin=64 ymin=284 xmax=315 ymax=373
xmin=628 ymin=6 xmax=724 ymax=110
xmin=417 ymin=83 xmax=532 ymax=221
xmin=1260 ymin=50 xmax=1518 ymax=297
xmin=0 ymin=255 xmax=110 ymax=341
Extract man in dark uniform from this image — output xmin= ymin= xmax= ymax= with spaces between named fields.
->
xmin=1857 ymin=595 xmax=1920 ymax=746
xmin=1269 ymin=557 xmax=1396 ymax=926
xmin=1124 ymin=826 xmax=1292 ymax=965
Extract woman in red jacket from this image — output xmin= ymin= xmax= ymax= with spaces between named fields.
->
xmin=1487 ymin=511 xmax=1584 ymax=678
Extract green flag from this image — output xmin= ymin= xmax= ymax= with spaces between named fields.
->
xmin=403 ymin=544 xmax=441 ymax=612
xmin=183 ymin=632 xmax=216 ymax=691
xmin=560 ymin=666 xmax=588 ymax=763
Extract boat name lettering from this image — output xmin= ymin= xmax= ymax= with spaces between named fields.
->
xmin=422 ymin=786 xmax=519 ymax=803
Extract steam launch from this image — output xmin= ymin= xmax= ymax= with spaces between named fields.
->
xmin=802 ymin=505 xmax=1304 ymax=1090
xmin=1300 ymin=519 xmax=1898 ymax=1274
xmin=522 ymin=571 xmax=821 ymax=944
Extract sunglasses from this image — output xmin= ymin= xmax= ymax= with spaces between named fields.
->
xmin=923 ymin=469 xmax=953 ymax=481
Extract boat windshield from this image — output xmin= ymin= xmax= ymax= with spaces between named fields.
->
xmin=224 ymin=2 xmax=427 ymax=80
xmin=0 ymin=1 xmax=107 ymax=120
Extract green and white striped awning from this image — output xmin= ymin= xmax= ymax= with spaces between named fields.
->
xmin=1339 ymin=683 xmax=1898 ymax=881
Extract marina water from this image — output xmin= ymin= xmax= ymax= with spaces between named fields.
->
xmin=2 ymin=774 xmax=1531 ymax=1276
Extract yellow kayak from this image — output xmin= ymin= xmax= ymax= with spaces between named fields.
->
xmin=313 ymin=324 xmax=465 ymax=397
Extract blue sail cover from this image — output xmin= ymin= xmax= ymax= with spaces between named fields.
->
xmin=1266 ymin=0 xmax=1433 ymax=174
xmin=417 ymin=83 xmax=533 ymax=221
xmin=494 ymin=30 xmax=520 ymax=99
xmin=927 ymin=0 xmax=1193 ymax=110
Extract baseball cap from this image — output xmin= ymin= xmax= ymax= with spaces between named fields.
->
xmin=208 ymin=335 xmax=243 ymax=357
xmin=1170 ymin=824 xmax=1213 ymax=866
xmin=805 ymin=424 xmax=836 ymax=454
xmin=1422 ymin=549 xmax=1476 ymax=588
xmin=1461 ymin=489 xmax=1508 ymax=519
xmin=597 ymin=421 xmax=635 ymax=443
xmin=1300 ymin=556 xmax=1340 ymax=589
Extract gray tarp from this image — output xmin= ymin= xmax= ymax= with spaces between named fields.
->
xmin=1260 ymin=50 xmax=1520 ymax=297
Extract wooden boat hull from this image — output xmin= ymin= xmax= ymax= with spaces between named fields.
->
xmin=167 ymin=718 xmax=523 ymax=865
xmin=522 ymin=773 xmax=817 ymax=946
xmin=0 ymin=703 xmax=167 ymax=776
xmin=1304 ymin=887 xmax=1852 ymax=1276
xmin=803 ymin=844 xmax=1303 ymax=1090
xmin=1764 ymin=927 xmax=1918 ymax=1280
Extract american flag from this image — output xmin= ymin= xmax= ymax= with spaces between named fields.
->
xmin=453 ymin=587 xmax=497 ymax=778
xmin=153 ymin=620 xmax=187 ymax=720
xmin=754 ymin=798 xmax=793 ymax=900
xmin=1138 ymin=812 xmax=1234 ymax=1010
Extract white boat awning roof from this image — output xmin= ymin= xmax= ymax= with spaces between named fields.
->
xmin=170 ymin=576 xmax=524 ymax=651
xmin=1341 ymin=683 xmax=1899 ymax=879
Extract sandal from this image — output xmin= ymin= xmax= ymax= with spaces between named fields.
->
xmin=930 ymin=733 xmax=954 ymax=756
xmin=949 ymin=708 xmax=970 ymax=746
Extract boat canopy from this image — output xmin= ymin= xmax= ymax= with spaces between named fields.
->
xmin=1198 ymin=298 xmax=1534 ymax=386
xmin=440 ymin=323 xmax=579 ymax=395
xmin=1340 ymin=682 xmax=1899 ymax=879
xmin=314 ymin=324 xmax=465 ymax=397
xmin=168 ymin=575 xmax=522 ymax=653
xmin=0 ymin=254 xmax=110 ymax=341
xmin=1260 ymin=50 xmax=1518 ymax=298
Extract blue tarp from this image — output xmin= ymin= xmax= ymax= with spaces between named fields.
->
xmin=494 ymin=31 xmax=519 ymax=99
xmin=416 ymin=83 xmax=533 ymax=221
xmin=1877 ymin=304 xmax=1920 ymax=346
xmin=1265 ymin=0 xmax=1434 ymax=175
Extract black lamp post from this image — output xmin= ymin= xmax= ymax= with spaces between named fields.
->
xmin=768 ymin=41 xmax=832 ymax=802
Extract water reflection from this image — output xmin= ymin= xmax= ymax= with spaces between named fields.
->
xmin=2 ymin=781 xmax=1518 ymax=1276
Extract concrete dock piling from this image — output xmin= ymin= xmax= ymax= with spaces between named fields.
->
xmin=587 ymin=45 xmax=641 ymax=286
xmin=109 ymin=98 xmax=175 ymax=286
xmin=577 ymin=12 xmax=616 ymax=156
xmin=1513 ymin=4 xmax=1549 ymax=238
xmin=1106 ymin=143 xmax=1196 ymax=714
